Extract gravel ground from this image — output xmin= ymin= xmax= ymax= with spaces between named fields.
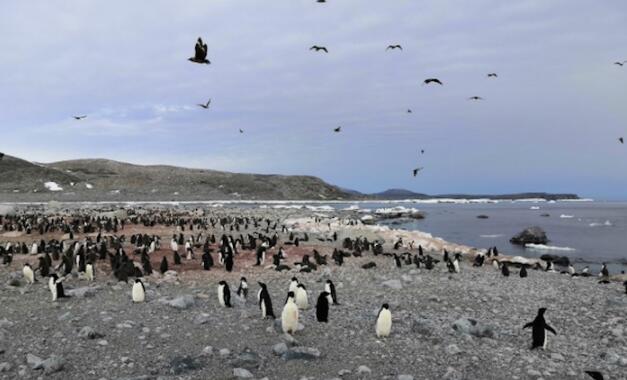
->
xmin=1 ymin=211 xmax=626 ymax=380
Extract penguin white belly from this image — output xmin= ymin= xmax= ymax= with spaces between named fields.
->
xmin=376 ymin=310 xmax=392 ymax=337
xmin=49 ymin=278 xmax=57 ymax=301
xmin=281 ymin=303 xmax=299 ymax=334
xmin=261 ymin=301 xmax=267 ymax=318
xmin=30 ymin=244 xmax=38 ymax=255
xmin=23 ymin=267 xmax=34 ymax=284
xmin=218 ymin=286 xmax=225 ymax=306
xmin=492 ymin=261 xmax=499 ymax=270
xmin=132 ymin=283 xmax=145 ymax=303
xmin=543 ymin=329 xmax=547 ymax=350
xmin=295 ymin=289 xmax=308 ymax=309
xmin=86 ymin=264 xmax=94 ymax=281
xmin=453 ymin=260 xmax=460 ymax=273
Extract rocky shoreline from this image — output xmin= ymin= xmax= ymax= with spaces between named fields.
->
xmin=0 ymin=206 xmax=626 ymax=380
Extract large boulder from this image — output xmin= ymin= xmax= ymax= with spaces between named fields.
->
xmin=539 ymin=254 xmax=570 ymax=266
xmin=510 ymin=226 xmax=548 ymax=245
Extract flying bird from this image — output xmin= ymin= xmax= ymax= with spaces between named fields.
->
xmin=420 ymin=149 xmax=425 ymax=154
xmin=197 ymin=100 xmax=211 ymax=109
xmin=584 ymin=371 xmax=604 ymax=380
xmin=613 ymin=61 xmax=626 ymax=66
xmin=317 ymin=0 xmax=326 ymax=2
xmin=334 ymin=127 xmax=341 ymax=133
xmin=73 ymin=115 xmax=87 ymax=120
xmin=189 ymin=37 xmax=210 ymax=64
xmin=423 ymin=78 xmax=443 ymax=85
xmin=619 ymin=137 xmax=624 ymax=144
xmin=386 ymin=45 xmax=403 ymax=51
xmin=487 ymin=73 xmax=498 ymax=78
xmin=310 ymin=46 xmax=328 ymax=53
xmin=239 ymin=129 xmax=244 ymax=134
xmin=412 ymin=167 xmax=423 ymax=177
xmin=468 ymin=96 xmax=484 ymax=101
xmin=407 ymin=109 xmax=412 ymax=113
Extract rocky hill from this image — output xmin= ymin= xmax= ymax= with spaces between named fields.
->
xmin=0 ymin=155 xmax=352 ymax=201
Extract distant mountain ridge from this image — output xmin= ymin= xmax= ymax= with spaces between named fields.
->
xmin=0 ymin=154 xmax=579 ymax=202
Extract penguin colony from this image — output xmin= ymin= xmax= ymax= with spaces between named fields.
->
xmin=0 ymin=207 xmax=623 ymax=378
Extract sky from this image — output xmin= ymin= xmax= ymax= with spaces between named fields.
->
xmin=1 ymin=0 xmax=626 ymax=199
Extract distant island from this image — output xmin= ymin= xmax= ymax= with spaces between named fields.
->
xmin=0 ymin=154 xmax=579 ymax=202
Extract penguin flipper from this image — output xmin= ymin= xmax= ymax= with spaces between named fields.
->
xmin=546 ymin=324 xmax=557 ymax=335
xmin=523 ymin=322 xmax=533 ymax=329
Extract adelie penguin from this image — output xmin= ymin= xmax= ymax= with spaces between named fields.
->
xmin=376 ymin=303 xmax=392 ymax=338
xmin=325 ymin=280 xmax=339 ymax=305
xmin=85 ymin=261 xmax=95 ymax=281
xmin=501 ymin=262 xmax=510 ymax=277
xmin=218 ymin=281 xmax=232 ymax=307
xmin=201 ymin=250 xmax=213 ymax=270
xmin=236 ymin=277 xmax=248 ymax=300
xmin=160 ymin=257 xmax=169 ymax=274
xmin=523 ymin=307 xmax=557 ymax=349
xmin=315 ymin=291 xmax=331 ymax=322
xmin=132 ymin=279 xmax=145 ymax=303
xmin=281 ymin=291 xmax=299 ymax=334
xmin=295 ymin=283 xmax=309 ymax=310
xmin=48 ymin=273 xmax=67 ymax=302
xmin=257 ymin=282 xmax=275 ymax=319
xmin=22 ymin=263 xmax=35 ymax=284
xmin=519 ymin=265 xmax=528 ymax=278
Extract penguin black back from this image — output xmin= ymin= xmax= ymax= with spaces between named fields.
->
xmin=316 ymin=291 xmax=330 ymax=322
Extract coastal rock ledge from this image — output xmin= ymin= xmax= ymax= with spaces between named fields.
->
xmin=509 ymin=226 xmax=548 ymax=245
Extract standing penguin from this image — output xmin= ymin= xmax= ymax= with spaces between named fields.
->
xmin=523 ymin=308 xmax=557 ymax=349
xmin=224 ymin=252 xmax=234 ymax=272
xmin=217 ymin=281 xmax=232 ymax=307
xmin=325 ymin=280 xmax=339 ymax=305
xmin=257 ymin=282 xmax=275 ymax=319
xmin=281 ymin=291 xmax=299 ymax=334
xmin=37 ymin=256 xmax=50 ymax=277
xmin=501 ymin=262 xmax=510 ymax=277
xmin=520 ymin=265 xmax=528 ymax=278
xmin=452 ymin=253 xmax=461 ymax=273
xmin=236 ymin=277 xmax=248 ymax=300
xmin=315 ymin=291 xmax=331 ymax=322
xmin=567 ymin=264 xmax=575 ymax=276
xmin=295 ymin=283 xmax=309 ymax=310
xmin=132 ymin=279 xmax=145 ymax=303
xmin=599 ymin=263 xmax=609 ymax=278
xmin=376 ymin=303 xmax=392 ymax=338
xmin=492 ymin=259 xmax=500 ymax=271
xmin=201 ymin=251 xmax=213 ymax=270
xmin=23 ymin=263 xmax=35 ymax=284
xmin=48 ymin=274 xmax=67 ymax=301
xmin=160 ymin=257 xmax=168 ymax=274
xmin=173 ymin=251 xmax=182 ymax=265
xmin=85 ymin=261 xmax=95 ymax=281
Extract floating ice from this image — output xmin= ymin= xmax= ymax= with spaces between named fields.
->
xmin=525 ymin=244 xmax=575 ymax=252
xmin=44 ymin=182 xmax=63 ymax=192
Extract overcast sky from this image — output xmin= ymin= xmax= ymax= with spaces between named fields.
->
xmin=1 ymin=0 xmax=626 ymax=199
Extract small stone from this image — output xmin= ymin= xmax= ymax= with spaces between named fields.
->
xmin=445 ymin=344 xmax=462 ymax=356
xmin=357 ymin=365 xmax=371 ymax=375
xmin=78 ymin=326 xmax=104 ymax=340
xmin=200 ymin=346 xmax=213 ymax=356
xmin=97 ymin=340 xmax=108 ymax=346
xmin=26 ymin=353 xmax=43 ymax=369
xmin=233 ymin=368 xmax=254 ymax=378
xmin=442 ymin=367 xmax=462 ymax=380
xmin=219 ymin=348 xmax=230 ymax=357
xmin=0 ymin=362 xmax=12 ymax=372
xmin=398 ymin=375 xmax=414 ymax=380
xmin=273 ymin=343 xmax=288 ymax=356
xmin=66 ymin=287 xmax=97 ymax=298
xmin=193 ymin=313 xmax=211 ymax=325
xmin=41 ymin=355 xmax=64 ymax=374
xmin=159 ymin=295 xmax=195 ymax=310
xmin=281 ymin=347 xmax=321 ymax=361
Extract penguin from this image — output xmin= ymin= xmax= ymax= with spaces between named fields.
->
xmin=501 ymin=262 xmax=510 ymax=277
xmin=523 ymin=307 xmax=557 ymax=349
xmin=520 ymin=265 xmax=528 ymax=278
xmin=37 ymin=256 xmax=50 ymax=277
xmin=48 ymin=274 xmax=67 ymax=301
xmin=236 ymin=277 xmax=248 ymax=300
xmin=281 ymin=291 xmax=299 ymax=334
xmin=581 ymin=266 xmax=590 ymax=277
xmin=492 ymin=259 xmax=500 ymax=270
xmin=325 ymin=280 xmax=339 ymax=305
xmin=257 ymin=282 xmax=275 ymax=319
xmin=288 ymin=277 xmax=299 ymax=293
xmin=452 ymin=253 xmax=460 ymax=273
xmin=160 ymin=257 xmax=168 ymax=274
xmin=20 ymin=263 xmax=35 ymax=285
xmin=218 ymin=281 xmax=232 ymax=307
xmin=568 ymin=264 xmax=575 ymax=276
xmin=85 ymin=262 xmax=95 ymax=281
xmin=224 ymin=252 xmax=234 ymax=272
xmin=295 ymin=283 xmax=309 ymax=310
xmin=315 ymin=291 xmax=331 ymax=322
xmin=201 ymin=250 xmax=213 ymax=270
xmin=624 ymin=280 xmax=627 ymax=294
xmin=132 ymin=279 xmax=145 ymax=303
xmin=584 ymin=372 xmax=604 ymax=380
xmin=173 ymin=251 xmax=182 ymax=265
xmin=599 ymin=263 xmax=609 ymax=278
xmin=376 ymin=303 xmax=392 ymax=338
xmin=393 ymin=254 xmax=402 ymax=268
